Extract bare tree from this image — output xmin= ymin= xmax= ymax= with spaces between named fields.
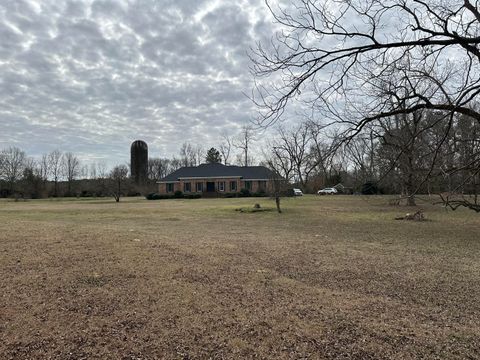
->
xmin=0 ymin=152 xmax=5 ymax=178
xmin=96 ymin=161 xmax=108 ymax=179
xmin=234 ymin=125 xmax=256 ymax=166
xmin=273 ymin=123 xmax=314 ymax=189
xmin=109 ymin=165 xmax=129 ymax=202
xmin=170 ymin=157 xmax=182 ymax=172
xmin=179 ymin=142 xmax=203 ymax=167
xmin=219 ymin=133 xmax=233 ymax=165
xmin=95 ymin=161 xmax=108 ymax=196
xmin=80 ymin=164 xmax=89 ymax=179
xmin=306 ymin=122 xmax=337 ymax=188
xmin=179 ymin=142 xmax=193 ymax=167
xmin=263 ymin=157 xmax=288 ymax=213
xmin=194 ymin=145 xmax=204 ymax=166
xmin=437 ymin=113 xmax=480 ymax=211
xmin=21 ymin=158 xmax=44 ymax=198
xmin=376 ymin=111 xmax=431 ymax=205
xmin=61 ymin=152 xmax=80 ymax=195
xmin=345 ymin=130 xmax=377 ymax=187
xmin=455 ymin=114 xmax=480 ymax=201
xmin=48 ymin=150 xmax=63 ymax=197
xmin=38 ymin=153 xmax=51 ymax=186
xmin=148 ymin=158 xmax=173 ymax=182
xmin=89 ymin=162 xmax=97 ymax=180
xmin=252 ymin=0 xmax=480 ymax=210
xmin=0 ymin=147 xmax=26 ymax=194
xmin=266 ymin=143 xmax=294 ymax=182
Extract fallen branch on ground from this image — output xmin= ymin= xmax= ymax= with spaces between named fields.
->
xmin=395 ymin=211 xmax=426 ymax=221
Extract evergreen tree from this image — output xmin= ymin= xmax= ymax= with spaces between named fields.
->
xmin=205 ymin=147 xmax=222 ymax=164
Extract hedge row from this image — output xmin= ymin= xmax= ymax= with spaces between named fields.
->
xmin=146 ymin=192 xmax=202 ymax=200
xmin=145 ymin=189 xmax=268 ymax=200
xmin=224 ymin=189 xmax=267 ymax=198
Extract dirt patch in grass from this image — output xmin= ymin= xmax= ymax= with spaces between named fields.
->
xmin=1 ymin=196 xmax=479 ymax=359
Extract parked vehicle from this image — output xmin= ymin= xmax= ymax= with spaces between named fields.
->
xmin=317 ymin=187 xmax=338 ymax=195
xmin=293 ymin=188 xmax=303 ymax=196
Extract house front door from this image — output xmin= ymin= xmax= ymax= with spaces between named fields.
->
xmin=206 ymin=182 xmax=215 ymax=192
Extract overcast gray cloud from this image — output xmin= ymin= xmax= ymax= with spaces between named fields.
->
xmin=0 ymin=0 xmax=275 ymax=165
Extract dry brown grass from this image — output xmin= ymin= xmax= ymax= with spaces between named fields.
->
xmin=1 ymin=195 xmax=479 ymax=359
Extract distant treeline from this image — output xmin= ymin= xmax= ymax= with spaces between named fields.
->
xmin=263 ymin=111 xmax=479 ymax=206
xmin=1 ymin=111 xmax=479 ymax=206
xmin=0 ymin=125 xmax=258 ymax=199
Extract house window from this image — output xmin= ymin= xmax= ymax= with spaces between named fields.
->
xmin=218 ymin=181 xmax=225 ymax=192
xmin=184 ymin=182 xmax=191 ymax=192
xmin=196 ymin=182 xmax=203 ymax=192
xmin=258 ymin=181 xmax=267 ymax=191
xmin=245 ymin=181 xmax=252 ymax=190
xmin=166 ymin=183 xmax=174 ymax=193
xmin=230 ymin=181 xmax=237 ymax=192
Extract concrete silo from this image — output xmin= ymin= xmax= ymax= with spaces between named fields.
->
xmin=130 ymin=140 xmax=148 ymax=185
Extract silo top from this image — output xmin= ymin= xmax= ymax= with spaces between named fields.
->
xmin=131 ymin=140 xmax=148 ymax=150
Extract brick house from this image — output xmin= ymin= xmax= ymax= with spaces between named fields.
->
xmin=157 ymin=163 xmax=278 ymax=195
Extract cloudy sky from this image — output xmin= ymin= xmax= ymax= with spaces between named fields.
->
xmin=0 ymin=0 xmax=277 ymax=166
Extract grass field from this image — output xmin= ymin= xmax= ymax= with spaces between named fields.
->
xmin=1 ymin=195 xmax=479 ymax=359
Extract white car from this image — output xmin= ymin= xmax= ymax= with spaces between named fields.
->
xmin=293 ymin=188 xmax=303 ymax=196
xmin=317 ymin=187 xmax=338 ymax=195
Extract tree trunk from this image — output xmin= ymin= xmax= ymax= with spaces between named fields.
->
xmin=275 ymin=195 xmax=282 ymax=213
xmin=405 ymin=162 xmax=416 ymax=206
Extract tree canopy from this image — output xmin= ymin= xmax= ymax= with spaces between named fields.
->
xmin=252 ymin=0 xmax=480 ymax=210
xmin=252 ymin=0 xmax=480 ymax=129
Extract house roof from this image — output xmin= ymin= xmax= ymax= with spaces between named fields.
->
xmin=158 ymin=163 xmax=278 ymax=182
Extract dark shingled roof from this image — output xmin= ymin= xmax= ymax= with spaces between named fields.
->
xmin=158 ymin=163 xmax=278 ymax=182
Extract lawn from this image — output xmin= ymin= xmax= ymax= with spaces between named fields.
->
xmin=1 ymin=195 xmax=479 ymax=359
